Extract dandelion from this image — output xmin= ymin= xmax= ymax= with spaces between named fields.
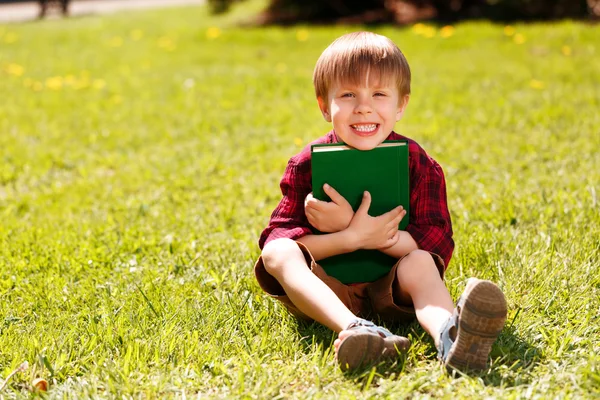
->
xmin=5 ymin=63 xmax=24 ymax=77
xmin=294 ymin=137 xmax=303 ymax=147
xmin=412 ymin=23 xmax=436 ymax=38
xmin=296 ymin=29 xmax=309 ymax=42
xmin=130 ymin=29 xmax=144 ymax=41
xmin=504 ymin=26 xmax=515 ymax=36
xmin=4 ymin=32 xmax=18 ymax=43
xmin=513 ymin=34 xmax=526 ymax=44
xmin=45 ymin=76 xmax=63 ymax=90
xmin=108 ymin=37 xmax=123 ymax=48
xmin=157 ymin=36 xmax=176 ymax=51
xmin=561 ymin=45 xmax=572 ymax=56
xmin=110 ymin=95 xmax=123 ymax=104
xmin=64 ymin=74 xmax=76 ymax=85
xmin=206 ymin=27 xmax=221 ymax=39
xmin=93 ymin=79 xmax=106 ymax=90
xmin=529 ymin=79 xmax=545 ymax=90
xmin=276 ymin=63 xmax=287 ymax=73
xmin=412 ymin=23 xmax=426 ymax=34
xmin=440 ymin=26 xmax=454 ymax=38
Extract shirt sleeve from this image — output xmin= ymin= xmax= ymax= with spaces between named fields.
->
xmin=406 ymin=161 xmax=454 ymax=268
xmin=259 ymin=156 xmax=313 ymax=249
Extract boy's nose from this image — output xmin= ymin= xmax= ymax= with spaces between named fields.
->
xmin=354 ymin=99 xmax=373 ymax=114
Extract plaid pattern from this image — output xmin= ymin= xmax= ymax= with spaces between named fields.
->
xmin=259 ymin=130 xmax=454 ymax=268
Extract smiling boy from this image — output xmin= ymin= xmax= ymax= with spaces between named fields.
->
xmin=255 ymin=32 xmax=507 ymax=372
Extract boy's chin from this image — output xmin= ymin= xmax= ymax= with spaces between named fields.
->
xmin=345 ymin=138 xmax=385 ymax=151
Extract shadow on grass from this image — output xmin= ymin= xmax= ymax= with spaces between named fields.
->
xmin=292 ymin=318 xmax=542 ymax=387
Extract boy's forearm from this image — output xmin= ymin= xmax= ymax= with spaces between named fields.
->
xmin=379 ymin=231 xmax=419 ymax=259
xmin=296 ymin=231 xmax=359 ymax=261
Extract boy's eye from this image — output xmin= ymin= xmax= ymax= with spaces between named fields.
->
xmin=341 ymin=93 xmax=354 ymax=98
xmin=374 ymin=92 xmax=386 ymax=97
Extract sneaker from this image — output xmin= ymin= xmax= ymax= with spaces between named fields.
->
xmin=337 ymin=318 xmax=410 ymax=371
xmin=438 ymin=278 xmax=507 ymax=372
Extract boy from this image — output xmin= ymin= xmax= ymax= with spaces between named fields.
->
xmin=255 ymin=31 xmax=507 ymax=372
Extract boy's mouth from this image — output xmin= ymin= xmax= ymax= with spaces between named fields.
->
xmin=351 ymin=124 xmax=379 ymax=136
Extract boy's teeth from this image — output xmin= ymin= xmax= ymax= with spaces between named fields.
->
xmin=352 ymin=124 xmax=377 ymax=132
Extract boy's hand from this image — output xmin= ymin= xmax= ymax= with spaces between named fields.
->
xmin=346 ymin=191 xmax=406 ymax=250
xmin=305 ymin=184 xmax=354 ymax=233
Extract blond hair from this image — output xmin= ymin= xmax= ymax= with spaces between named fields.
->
xmin=313 ymin=31 xmax=411 ymax=101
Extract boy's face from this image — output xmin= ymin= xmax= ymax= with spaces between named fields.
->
xmin=318 ymin=77 xmax=408 ymax=151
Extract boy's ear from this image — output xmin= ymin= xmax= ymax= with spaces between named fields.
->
xmin=396 ymin=95 xmax=410 ymax=121
xmin=317 ymin=97 xmax=332 ymax=122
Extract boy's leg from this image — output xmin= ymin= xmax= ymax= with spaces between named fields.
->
xmin=260 ymin=238 xmax=410 ymax=370
xmin=261 ymin=238 xmax=356 ymax=332
xmin=393 ymin=250 xmax=454 ymax=345
xmin=390 ymin=249 xmax=507 ymax=371
xmin=336 ymin=249 xmax=453 ymax=346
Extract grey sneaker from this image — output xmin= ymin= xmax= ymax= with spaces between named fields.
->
xmin=438 ymin=278 xmax=507 ymax=372
xmin=337 ymin=318 xmax=410 ymax=371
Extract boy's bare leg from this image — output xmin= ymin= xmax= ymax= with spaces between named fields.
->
xmin=392 ymin=250 xmax=454 ymax=345
xmin=261 ymin=238 xmax=356 ymax=333
xmin=336 ymin=249 xmax=453 ymax=348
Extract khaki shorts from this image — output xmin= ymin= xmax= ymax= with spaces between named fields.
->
xmin=254 ymin=241 xmax=445 ymax=323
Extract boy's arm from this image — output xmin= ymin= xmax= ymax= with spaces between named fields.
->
xmin=380 ymin=162 xmax=454 ymax=266
xmin=299 ymin=191 xmax=405 ymax=261
xmin=259 ymin=155 xmax=314 ymax=249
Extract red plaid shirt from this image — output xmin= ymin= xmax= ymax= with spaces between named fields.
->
xmin=259 ymin=130 xmax=454 ymax=268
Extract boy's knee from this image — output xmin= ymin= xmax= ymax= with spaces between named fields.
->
xmin=396 ymin=249 xmax=439 ymax=287
xmin=261 ymin=238 xmax=303 ymax=275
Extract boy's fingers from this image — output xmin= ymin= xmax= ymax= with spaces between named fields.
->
xmin=381 ymin=205 xmax=403 ymax=222
xmin=356 ymin=191 xmax=371 ymax=216
xmin=323 ymin=184 xmax=350 ymax=206
xmin=304 ymin=192 xmax=314 ymax=208
xmin=393 ymin=210 xmax=406 ymax=225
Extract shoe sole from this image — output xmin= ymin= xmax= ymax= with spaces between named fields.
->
xmin=445 ymin=280 xmax=507 ymax=371
xmin=337 ymin=332 xmax=410 ymax=371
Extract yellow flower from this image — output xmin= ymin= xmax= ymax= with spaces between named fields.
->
xmin=296 ymin=29 xmax=309 ymax=42
xmin=529 ymin=79 xmax=544 ymax=90
xmin=4 ymin=32 xmax=18 ymax=43
xmin=561 ymin=45 xmax=572 ymax=56
xmin=157 ymin=37 xmax=176 ymax=51
xmin=276 ymin=63 xmax=287 ymax=73
xmin=503 ymin=26 xmax=515 ymax=36
xmin=412 ymin=23 xmax=426 ymax=34
xmin=64 ymin=74 xmax=76 ymax=85
xmin=440 ymin=26 xmax=454 ymax=38
xmin=5 ymin=63 xmax=24 ymax=77
xmin=110 ymin=95 xmax=123 ymax=104
xmin=294 ymin=137 xmax=303 ymax=147
xmin=513 ymin=34 xmax=526 ymax=44
xmin=108 ymin=37 xmax=123 ymax=47
xmin=130 ymin=29 xmax=144 ymax=41
xmin=206 ymin=27 xmax=221 ymax=39
xmin=92 ymin=79 xmax=106 ymax=90
xmin=45 ymin=76 xmax=63 ymax=90
xmin=412 ymin=23 xmax=436 ymax=38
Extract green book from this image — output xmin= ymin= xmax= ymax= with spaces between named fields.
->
xmin=310 ymin=140 xmax=409 ymax=284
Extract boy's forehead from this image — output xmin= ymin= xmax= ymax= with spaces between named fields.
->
xmin=330 ymin=67 xmax=396 ymax=90
xmin=331 ymin=76 xmax=397 ymax=90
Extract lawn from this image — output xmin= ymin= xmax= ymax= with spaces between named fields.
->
xmin=0 ymin=0 xmax=599 ymax=398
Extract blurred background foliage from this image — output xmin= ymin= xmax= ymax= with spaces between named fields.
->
xmin=208 ymin=0 xmax=600 ymax=24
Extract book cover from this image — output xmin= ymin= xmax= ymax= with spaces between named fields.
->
xmin=310 ymin=140 xmax=410 ymax=284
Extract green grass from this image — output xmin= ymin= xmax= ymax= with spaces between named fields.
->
xmin=1 ymin=1 xmax=599 ymax=397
